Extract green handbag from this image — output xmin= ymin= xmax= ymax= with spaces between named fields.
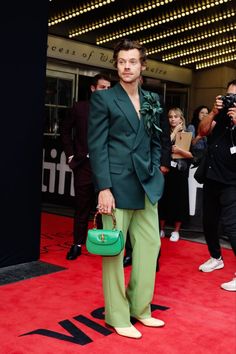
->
xmin=86 ymin=211 xmax=124 ymax=256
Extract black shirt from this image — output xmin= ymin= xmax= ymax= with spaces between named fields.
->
xmin=206 ymin=112 xmax=236 ymax=185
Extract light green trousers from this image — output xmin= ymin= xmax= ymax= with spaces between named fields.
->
xmin=102 ymin=195 xmax=160 ymax=327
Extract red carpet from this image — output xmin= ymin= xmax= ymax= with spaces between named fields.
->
xmin=0 ymin=212 xmax=235 ymax=354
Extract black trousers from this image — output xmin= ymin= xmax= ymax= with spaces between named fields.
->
xmin=73 ymin=182 xmax=102 ymax=245
xmin=203 ymin=180 xmax=236 ymax=259
xmin=73 ymin=183 xmax=96 ymax=244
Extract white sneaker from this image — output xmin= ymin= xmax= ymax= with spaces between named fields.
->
xmin=169 ymin=231 xmax=179 ymax=242
xmin=160 ymin=230 xmax=165 ymax=238
xmin=199 ymin=257 xmax=224 ymax=272
xmin=221 ymin=275 xmax=236 ymax=292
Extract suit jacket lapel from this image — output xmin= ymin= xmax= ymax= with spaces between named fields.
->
xmin=133 ymin=87 xmax=146 ymax=149
xmin=113 ymin=83 xmax=140 ymax=133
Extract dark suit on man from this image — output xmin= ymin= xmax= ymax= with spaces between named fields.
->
xmin=88 ymin=82 xmax=164 ymax=326
xmin=61 ymin=101 xmax=100 ymax=248
xmin=88 ymin=84 xmax=164 ymax=207
xmin=124 ymin=100 xmax=171 ymax=267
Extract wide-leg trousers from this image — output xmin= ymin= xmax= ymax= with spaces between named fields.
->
xmin=102 ymin=195 xmax=160 ymax=327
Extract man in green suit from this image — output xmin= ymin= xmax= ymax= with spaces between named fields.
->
xmin=88 ymin=38 xmax=165 ymax=339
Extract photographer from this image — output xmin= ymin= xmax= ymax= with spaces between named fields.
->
xmin=198 ymin=80 xmax=236 ymax=292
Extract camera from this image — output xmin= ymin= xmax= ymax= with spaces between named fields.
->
xmin=221 ymin=93 xmax=236 ymax=110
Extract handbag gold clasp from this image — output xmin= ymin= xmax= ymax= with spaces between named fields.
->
xmin=100 ymin=233 xmax=105 ymax=242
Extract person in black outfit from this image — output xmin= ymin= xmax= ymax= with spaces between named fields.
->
xmin=198 ymin=80 xmax=236 ymax=292
xmin=61 ymin=74 xmax=111 ymax=260
xmin=123 ymin=92 xmax=171 ymax=268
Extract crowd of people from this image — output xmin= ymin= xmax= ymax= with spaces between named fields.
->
xmin=61 ymin=38 xmax=236 ymax=339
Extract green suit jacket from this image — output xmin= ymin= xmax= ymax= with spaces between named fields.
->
xmin=88 ymin=82 xmax=164 ymax=209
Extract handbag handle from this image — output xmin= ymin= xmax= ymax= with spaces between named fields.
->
xmin=93 ymin=211 xmax=117 ymax=230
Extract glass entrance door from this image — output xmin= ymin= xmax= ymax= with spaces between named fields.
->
xmin=44 ymin=69 xmax=75 ymax=137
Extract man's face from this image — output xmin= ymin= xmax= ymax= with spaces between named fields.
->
xmin=91 ymin=79 xmax=111 ymax=92
xmin=117 ymin=49 xmax=146 ymax=84
xmin=226 ymin=84 xmax=236 ymax=125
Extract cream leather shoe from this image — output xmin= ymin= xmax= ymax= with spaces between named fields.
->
xmin=136 ymin=317 xmax=165 ymax=327
xmin=114 ymin=325 xmax=142 ymax=339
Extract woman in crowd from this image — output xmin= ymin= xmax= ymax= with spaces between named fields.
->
xmin=187 ymin=105 xmax=209 ymax=166
xmin=159 ymin=107 xmax=193 ymax=241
